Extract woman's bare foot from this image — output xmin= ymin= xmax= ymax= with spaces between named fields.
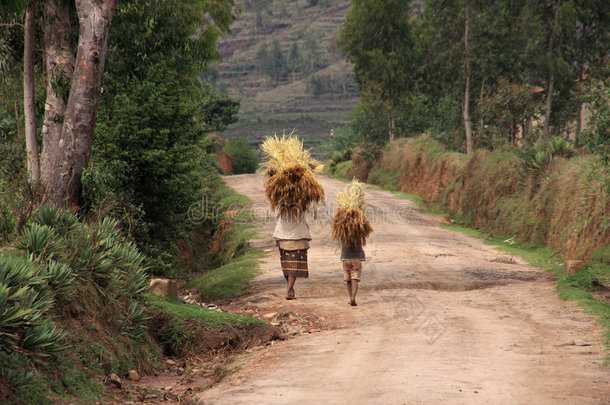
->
xmin=286 ymin=276 xmax=296 ymax=300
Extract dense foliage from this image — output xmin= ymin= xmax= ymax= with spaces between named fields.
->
xmin=0 ymin=206 xmax=156 ymax=403
xmin=84 ymin=0 xmax=239 ymax=276
xmin=339 ymin=0 xmax=610 ymax=155
xmin=224 ymin=138 xmax=260 ymax=174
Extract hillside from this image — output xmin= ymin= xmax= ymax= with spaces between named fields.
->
xmin=209 ymin=0 xmax=358 ymax=156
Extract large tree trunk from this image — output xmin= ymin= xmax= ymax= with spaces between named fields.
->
xmin=543 ymin=0 xmax=562 ymax=138
xmin=45 ymin=0 xmax=118 ymax=206
xmin=41 ymin=0 xmax=74 ymax=189
xmin=463 ymin=0 xmax=473 ymax=154
xmin=24 ymin=6 xmax=40 ymax=182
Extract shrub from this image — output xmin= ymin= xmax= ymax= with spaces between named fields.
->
xmin=89 ymin=68 xmax=226 ymax=277
xmin=224 ymin=138 xmax=259 ymax=174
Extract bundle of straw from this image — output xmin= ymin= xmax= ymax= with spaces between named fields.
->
xmin=331 ymin=180 xmax=373 ymax=248
xmin=261 ymin=132 xmax=324 ymax=214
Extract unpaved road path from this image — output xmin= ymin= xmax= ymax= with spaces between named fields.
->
xmin=196 ymin=174 xmax=609 ymax=404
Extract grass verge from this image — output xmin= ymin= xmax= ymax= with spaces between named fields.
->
xmin=147 ymin=295 xmax=262 ymax=328
xmin=187 ymin=183 xmax=266 ymax=302
xmin=186 ymin=250 xmax=266 ymax=302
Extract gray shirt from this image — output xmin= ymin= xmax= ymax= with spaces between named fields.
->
xmin=341 ymin=243 xmax=365 ymax=260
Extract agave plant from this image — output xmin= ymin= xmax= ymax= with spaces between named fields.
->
xmin=17 ymin=223 xmax=65 ymax=260
xmin=549 ymin=136 xmax=575 ymax=158
xmin=120 ymin=301 xmax=151 ymax=339
xmin=43 ymin=260 xmax=74 ymax=298
xmin=35 ymin=205 xmax=79 ymax=233
xmin=0 ymin=256 xmax=58 ymax=354
xmin=21 ymin=319 xmax=67 ymax=355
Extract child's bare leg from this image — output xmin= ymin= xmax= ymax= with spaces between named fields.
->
xmin=350 ymin=279 xmax=359 ymax=306
xmin=286 ymin=276 xmax=296 ymax=299
xmin=346 ymin=281 xmax=352 ymax=303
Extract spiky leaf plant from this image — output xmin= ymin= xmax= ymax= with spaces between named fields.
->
xmin=331 ymin=180 xmax=373 ymax=248
xmin=0 ymin=256 xmax=59 ymax=354
xmin=17 ymin=223 xmax=65 ymax=260
xmin=3 ymin=206 xmax=151 ymax=360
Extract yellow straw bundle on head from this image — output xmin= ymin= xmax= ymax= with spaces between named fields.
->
xmin=331 ymin=180 xmax=373 ymax=248
xmin=261 ymin=132 xmax=320 ymax=177
xmin=336 ymin=179 xmax=366 ymax=212
xmin=260 ymin=132 xmax=324 ymax=215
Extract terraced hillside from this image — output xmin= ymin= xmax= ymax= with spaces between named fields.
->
xmin=210 ymin=0 xmax=358 ymax=156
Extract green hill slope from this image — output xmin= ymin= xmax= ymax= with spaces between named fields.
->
xmin=210 ymin=0 xmax=358 ymax=156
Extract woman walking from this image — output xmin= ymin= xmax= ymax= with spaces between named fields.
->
xmin=261 ymin=133 xmax=324 ymax=300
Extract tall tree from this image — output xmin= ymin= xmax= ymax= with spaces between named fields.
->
xmin=40 ymin=0 xmax=74 ymax=197
xmin=338 ymin=0 xmax=413 ymax=142
xmin=542 ymin=0 xmax=563 ymax=138
xmin=287 ymin=42 xmax=301 ymax=82
xmin=43 ymin=0 xmax=118 ymax=206
xmin=268 ymin=39 xmax=286 ymax=82
xmin=23 ymin=1 xmax=39 ymax=181
xmin=463 ymin=0 xmax=473 ymax=154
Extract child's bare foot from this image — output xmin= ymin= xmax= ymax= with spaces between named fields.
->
xmin=286 ymin=287 xmax=296 ymax=300
xmin=350 ymin=300 xmax=357 ymax=306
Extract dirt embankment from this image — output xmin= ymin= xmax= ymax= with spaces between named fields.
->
xmin=361 ymin=136 xmax=609 ymax=262
xmin=192 ymin=174 xmax=609 ymax=405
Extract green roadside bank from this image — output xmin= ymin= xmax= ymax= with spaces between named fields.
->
xmin=148 ymin=183 xmax=272 ymax=356
xmin=0 ymin=185 xmax=271 ymax=404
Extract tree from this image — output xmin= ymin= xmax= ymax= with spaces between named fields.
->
xmin=270 ymin=39 xmax=286 ymax=81
xmin=243 ymin=0 xmax=272 ymax=38
xmin=224 ymin=138 xmax=259 ymax=174
xmin=463 ymin=0 xmax=473 ymax=154
xmin=88 ymin=0 xmax=238 ymax=274
xmin=338 ymin=0 xmax=413 ymax=142
xmin=287 ymin=42 xmax=301 ymax=82
xmin=40 ymin=0 xmax=74 ymax=190
xmin=40 ymin=0 xmax=118 ymax=207
xmin=23 ymin=2 xmax=39 ymax=181
xmin=303 ymin=29 xmax=321 ymax=74
xmin=542 ymin=0 xmax=563 ymax=138
xmin=256 ymin=42 xmax=269 ymax=73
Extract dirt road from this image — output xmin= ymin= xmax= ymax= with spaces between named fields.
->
xmin=195 ymin=174 xmax=609 ymax=404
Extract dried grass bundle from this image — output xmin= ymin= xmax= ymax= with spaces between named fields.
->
xmin=260 ymin=132 xmax=320 ymax=176
xmin=331 ymin=180 xmax=373 ymax=247
xmin=336 ymin=179 xmax=366 ymax=212
xmin=261 ymin=132 xmax=324 ymax=215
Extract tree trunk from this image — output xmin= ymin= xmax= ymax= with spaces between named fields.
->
xmin=45 ymin=0 xmax=118 ymax=206
xmin=14 ymin=101 xmax=23 ymax=140
xmin=543 ymin=0 xmax=562 ymax=138
xmin=41 ymin=0 xmax=74 ymax=190
xmin=24 ymin=6 xmax=40 ymax=182
xmin=573 ymin=101 xmax=585 ymax=142
xmin=463 ymin=0 xmax=473 ymax=154
xmin=478 ymin=78 xmax=484 ymax=131
xmin=388 ymin=114 xmax=395 ymax=142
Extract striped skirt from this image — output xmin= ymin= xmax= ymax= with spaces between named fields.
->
xmin=279 ymin=248 xmax=309 ymax=278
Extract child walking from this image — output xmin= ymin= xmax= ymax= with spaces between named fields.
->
xmin=331 ymin=180 xmax=373 ymax=307
xmin=341 ymin=241 xmax=364 ymax=306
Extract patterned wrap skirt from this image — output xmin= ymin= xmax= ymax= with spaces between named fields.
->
xmin=279 ymin=248 xmax=309 ymax=278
